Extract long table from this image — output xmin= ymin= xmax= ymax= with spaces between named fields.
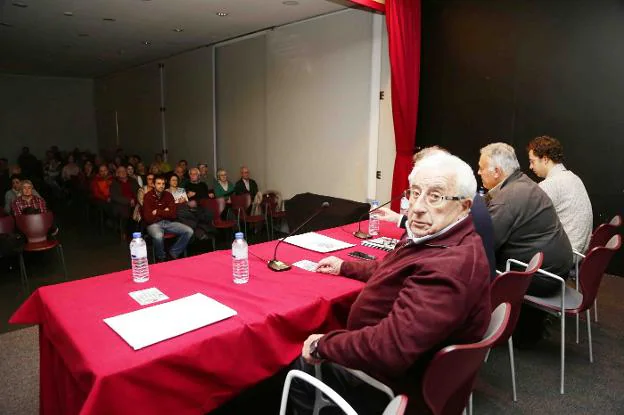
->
xmin=10 ymin=221 xmax=403 ymax=415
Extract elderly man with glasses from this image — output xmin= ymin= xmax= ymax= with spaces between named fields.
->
xmin=287 ymin=152 xmax=491 ymax=415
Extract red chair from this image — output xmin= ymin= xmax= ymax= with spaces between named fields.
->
xmin=230 ymin=194 xmax=266 ymax=242
xmin=0 ymin=215 xmax=15 ymax=234
xmin=489 ymin=252 xmax=543 ymax=402
xmin=200 ymin=198 xmax=237 ymax=237
xmin=263 ymin=193 xmax=287 ymax=240
xmin=522 ymin=234 xmax=622 ymax=395
xmin=14 ymin=212 xmax=68 ymax=292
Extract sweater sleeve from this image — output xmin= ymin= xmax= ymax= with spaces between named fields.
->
xmin=340 ymin=260 xmax=381 ymax=282
xmin=317 ymin=271 xmax=468 ymax=379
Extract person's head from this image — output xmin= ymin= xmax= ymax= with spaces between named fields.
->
xmin=169 ymin=174 xmax=179 ymax=189
xmin=126 ymin=165 xmax=135 ymax=176
xmin=98 ymin=164 xmax=109 ymax=178
xmin=10 ymin=175 xmax=21 ymax=191
xmin=478 ymin=142 xmax=520 ymax=190
xmin=412 ymin=146 xmax=449 ymax=165
xmin=406 ymin=153 xmax=475 ymax=237
xmin=67 ymin=154 xmax=75 ymax=164
xmin=154 ymin=153 xmax=163 ymax=163
xmin=178 ymin=160 xmax=188 ymax=171
xmin=149 ymin=163 xmax=160 ymax=175
xmin=198 ymin=163 xmax=209 ymax=176
xmin=21 ymin=146 xmax=30 ymax=155
xmin=136 ymin=161 xmax=146 ymax=175
xmin=240 ymin=166 xmax=250 ymax=180
xmin=526 ymin=135 xmax=564 ymax=178
xmin=84 ymin=160 xmax=93 ymax=175
xmin=217 ymin=168 xmax=227 ymax=182
xmin=174 ymin=165 xmax=185 ymax=179
xmin=116 ymin=166 xmax=128 ymax=181
xmin=146 ymin=173 xmax=155 ymax=189
xmin=154 ymin=175 xmax=166 ymax=193
xmin=20 ymin=180 xmax=34 ymax=197
xmin=189 ymin=167 xmax=200 ymax=183
xmin=10 ymin=165 xmax=21 ymax=176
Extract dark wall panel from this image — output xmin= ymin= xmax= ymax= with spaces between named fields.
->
xmin=417 ymin=0 xmax=624 ymax=273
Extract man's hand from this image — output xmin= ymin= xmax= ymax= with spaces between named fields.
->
xmin=375 ymin=207 xmax=401 ymax=223
xmin=151 ymin=209 xmax=157 ymax=216
xmin=302 ymin=334 xmax=325 ymax=365
xmin=316 ymin=256 xmax=343 ymax=275
xmin=187 ymin=191 xmax=196 ymax=198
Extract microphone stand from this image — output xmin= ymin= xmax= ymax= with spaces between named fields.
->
xmin=268 ymin=202 xmax=330 ymax=272
xmin=353 ymin=193 xmax=405 ymax=239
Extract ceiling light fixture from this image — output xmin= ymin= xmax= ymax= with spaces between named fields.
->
xmin=143 ymin=40 xmax=151 ymax=46
xmin=173 ymin=28 xmax=184 ymax=32
xmin=12 ymin=2 xmax=28 ymax=8
xmin=102 ymin=18 xmax=116 ymax=22
xmin=216 ymin=12 xmax=228 ymax=17
xmin=64 ymin=12 xmax=74 ymax=16
xmin=282 ymin=0 xmax=299 ymax=5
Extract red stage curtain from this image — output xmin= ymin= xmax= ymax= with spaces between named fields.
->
xmin=385 ymin=0 xmax=421 ymax=211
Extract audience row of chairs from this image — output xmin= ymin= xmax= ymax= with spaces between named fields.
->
xmin=298 ymin=214 xmax=622 ymax=414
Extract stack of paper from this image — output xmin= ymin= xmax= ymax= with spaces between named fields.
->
xmin=282 ymin=232 xmax=355 ymax=253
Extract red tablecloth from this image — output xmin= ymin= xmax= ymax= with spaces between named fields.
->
xmin=10 ymin=221 xmax=403 ymax=415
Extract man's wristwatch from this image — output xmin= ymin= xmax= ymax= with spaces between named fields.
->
xmin=309 ymin=338 xmax=323 ymax=360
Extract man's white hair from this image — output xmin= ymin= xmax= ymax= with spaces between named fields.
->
xmin=408 ymin=152 xmax=477 ymax=198
xmin=480 ymin=142 xmax=520 ymax=176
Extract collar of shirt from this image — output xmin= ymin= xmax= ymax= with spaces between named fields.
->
xmin=405 ymin=214 xmax=469 ymax=245
xmin=546 ymin=163 xmax=567 ymax=178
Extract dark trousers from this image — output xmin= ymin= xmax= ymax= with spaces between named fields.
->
xmin=287 ymin=357 xmax=390 ymax=415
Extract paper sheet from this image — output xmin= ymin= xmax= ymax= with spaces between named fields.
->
xmin=128 ymin=287 xmax=169 ymax=306
xmin=282 ymin=232 xmax=355 ymax=253
xmin=292 ymin=259 xmax=319 ymax=272
xmin=104 ymin=293 xmax=237 ymax=350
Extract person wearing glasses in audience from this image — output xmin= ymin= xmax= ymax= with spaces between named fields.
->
xmin=288 ymin=152 xmax=491 ymax=415
xmin=376 ymin=146 xmax=496 ymax=279
xmin=478 ymin=142 xmax=572 ymax=347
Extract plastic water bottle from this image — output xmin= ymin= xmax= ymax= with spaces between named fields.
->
xmin=232 ymin=232 xmax=249 ymax=284
xmin=130 ymin=232 xmax=150 ymax=283
xmin=399 ymin=194 xmax=410 ymax=217
xmin=368 ymin=200 xmax=380 ymax=236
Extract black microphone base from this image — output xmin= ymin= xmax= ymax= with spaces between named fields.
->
xmin=268 ymin=259 xmax=291 ymax=272
xmin=353 ymin=230 xmax=372 ymax=239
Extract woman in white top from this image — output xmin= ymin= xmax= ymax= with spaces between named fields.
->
xmin=167 ymin=174 xmax=188 ymax=204
xmin=61 ymin=154 xmax=80 ymax=181
xmin=127 ymin=164 xmax=143 ymax=187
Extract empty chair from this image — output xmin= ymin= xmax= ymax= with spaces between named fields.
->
xmin=230 ymin=193 xmax=266 ymax=242
xmin=14 ymin=212 xmax=68 ymax=292
xmin=263 ymin=192 xmax=287 ymax=240
xmin=0 ymin=215 xmax=15 ymax=234
xmin=521 ymin=234 xmax=621 ymax=394
xmin=200 ymin=198 xmax=237 ymax=240
xmin=490 ymin=252 xmax=543 ymax=401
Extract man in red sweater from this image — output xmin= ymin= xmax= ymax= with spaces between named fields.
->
xmin=142 ymin=176 xmax=193 ymax=261
xmin=289 ymin=153 xmax=491 ymax=414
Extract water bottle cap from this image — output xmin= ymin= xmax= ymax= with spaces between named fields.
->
xmin=132 ymin=232 xmax=142 ymax=239
xmin=234 ymin=232 xmax=244 ymax=239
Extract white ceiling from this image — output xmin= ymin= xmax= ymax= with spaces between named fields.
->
xmin=0 ymin=0 xmax=351 ymax=78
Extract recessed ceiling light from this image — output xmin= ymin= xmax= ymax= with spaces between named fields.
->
xmin=12 ymin=2 xmax=28 ymax=8
xmin=143 ymin=41 xmax=151 ymax=46
xmin=102 ymin=18 xmax=116 ymax=22
xmin=216 ymin=12 xmax=228 ymax=17
xmin=173 ymin=28 xmax=184 ymax=33
xmin=64 ymin=11 xmax=73 ymax=16
xmin=282 ymin=0 xmax=299 ymax=5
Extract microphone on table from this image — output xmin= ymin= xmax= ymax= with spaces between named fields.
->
xmin=353 ymin=192 xmax=406 ymax=239
xmin=268 ymin=201 xmax=331 ymax=272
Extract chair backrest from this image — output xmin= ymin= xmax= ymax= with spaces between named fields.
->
xmin=0 ymin=216 xmax=15 ymax=234
xmin=230 ymin=194 xmax=251 ymax=218
xmin=588 ymin=215 xmax=622 ymax=251
xmin=490 ymin=252 xmax=543 ymax=345
xmin=577 ymin=234 xmax=622 ymax=312
xmin=200 ymin=198 xmax=226 ymax=219
xmin=15 ymin=212 xmax=54 ymax=243
xmin=422 ymin=303 xmax=511 ymax=415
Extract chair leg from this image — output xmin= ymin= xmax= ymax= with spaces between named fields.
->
xmin=57 ymin=244 xmax=68 ymax=281
xmin=468 ymin=393 xmax=473 ymax=415
xmin=508 ymin=337 xmax=518 ymax=402
xmin=586 ymin=310 xmax=594 ymax=363
xmin=484 ymin=349 xmax=490 ymax=362
xmin=594 ymin=299 xmax=599 ymax=322
xmin=560 ymin=311 xmax=566 ymax=394
xmin=312 ymin=364 xmax=334 ymax=415
xmin=19 ymin=253 xmax=30 ymax=293
xmin=575 ymin=276 xmax=580 ymax=344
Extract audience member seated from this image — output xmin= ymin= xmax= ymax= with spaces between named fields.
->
xmin=134 ymin=173 xmax=155 ymax=222
xmin=77 ymin=161 xmax=95 ymax=194
xmin=234 ymin=166 xmax=260 ymax=213
xmin=18 ymin=146 xmax=40 ymax=180
xmin=134 ymin=163 xmax=146 ymax=187
xmin=213 ymin=168 xmax=234 ymax=199
xmin=167 ymin=175 xmax=188 ymax=204
xmin=173 ymin=165 xmax=188 ymax=188
xmin=186 ymin=168 xmax=214 ymax=203
xmin=126 ymin=164 xmax=143 ymax=188
xmin=153 ymin=153 xmax=171 ymax=173
xmin=376 ymin=146 xmax=497 ymax=279
xmin=527 ymin=136 xmax=593 ymax=254
xmin=288 ymin=152 xmax=491 ymax=414
xmin=177 ymin=159 xmax=190 ymax=180
xmin=168 ymin=170 xmax=215 ymax=241
xmin=110 ymin=166 xmax=140 ymax=234
xmin=11 ymin=180 xmax=47 ymax=216
xmin=478 ymin=142 xmax=573 ymax=347
xmin=90 ymin=164 xmax=114 ymax=219
xmin=142 ymin=175 xmax=193 ymax=262
xmin=61 ymin=154 xmax=80 ymax=182
xmin=198 ymin=163 xmax=211 ymax=185
xmin=5 ymin=175 xmax=41 ymax=215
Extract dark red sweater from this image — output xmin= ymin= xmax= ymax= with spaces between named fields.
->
xmin=142 ymin=189 xmax=177 ymax=225
xmin=317 ymin=217 xmax=491 ymax=413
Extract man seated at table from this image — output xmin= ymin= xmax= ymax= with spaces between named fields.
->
xmin=478 ymin=142 xmax=573 ymax=347
xmin=142 ymin=175 xmax=194 ymax=262
xmin=288 ymin=152 xmax=491 ymax=414
xmin=526 ymin=136 xmax=593 ymax=254
xmin=377 ymin=146 xmax=496 ymax=279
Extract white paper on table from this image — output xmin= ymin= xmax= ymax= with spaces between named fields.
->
xmin=292 ymin=259 xmax=319 ymax=272
xmin=282 ymin=232 xmax=355 ymax=253
xmin=104 ymin=293 xmax=237 ymax=350
xmin=128 ymin=287 xmax=169 ymax=306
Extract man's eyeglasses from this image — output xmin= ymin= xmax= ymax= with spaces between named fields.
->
xmin=404 ymin=188 xmax=465 ymax=207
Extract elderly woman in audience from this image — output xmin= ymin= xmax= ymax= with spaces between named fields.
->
xmin=167 ymin=175 xmax=189 ymax=204
xmin=213 ymin=168 xmax=235 ymax=199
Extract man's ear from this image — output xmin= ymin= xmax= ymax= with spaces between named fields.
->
xmin=461 ymin=198 xmax=473 ymax=213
